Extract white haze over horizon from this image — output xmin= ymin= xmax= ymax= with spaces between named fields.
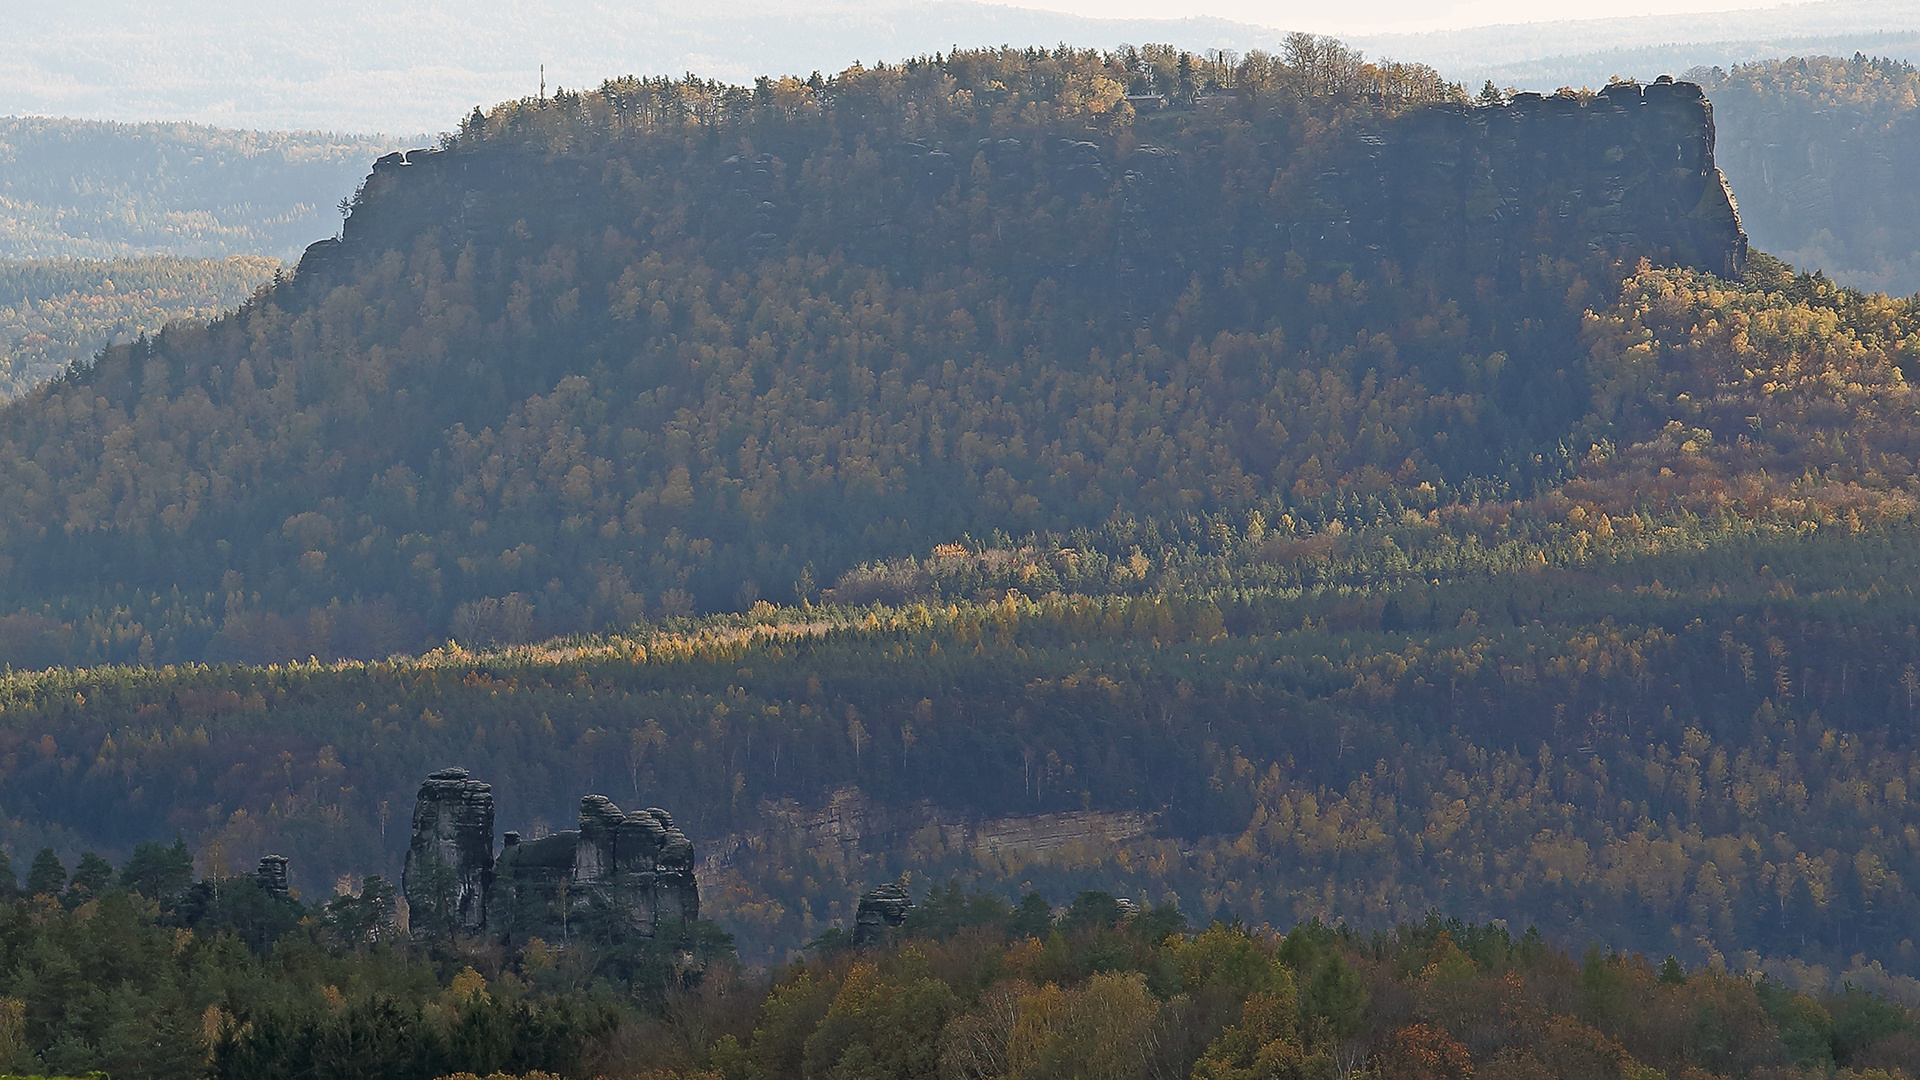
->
xmin=0 ymin=0 xmax=1916 ymax=133
xmin=1017 ymin=0 xmax=1801 ymax=36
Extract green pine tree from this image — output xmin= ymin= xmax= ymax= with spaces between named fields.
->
xmin=66 ymin=851 xmax=113 ymax=903
xmin=120 ymin=837 xmax=194 ymax=900
xmin=25 ymin=848 xmax=64 ymax=897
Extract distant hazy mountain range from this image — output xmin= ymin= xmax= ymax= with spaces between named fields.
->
xmin=4 ymin=0 xmax=1919 ymax=133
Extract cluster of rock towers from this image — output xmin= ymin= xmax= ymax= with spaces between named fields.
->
xmin=399 ymin=767 xmax=699 ymax=943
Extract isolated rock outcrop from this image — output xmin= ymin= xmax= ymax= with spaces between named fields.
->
xmin=853 ymin=880 xmax=914 ymax=944
xmin=401 ymin=766 xmax=496 ymax=936
xmin=255 ymin=855 xmax=290 ymax=896
xmin=399 ymin=767 xmax=699 ymax=944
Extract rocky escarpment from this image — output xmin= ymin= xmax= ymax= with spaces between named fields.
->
xmin=401 ymin=766 xmax=496 ymax=936
xmin=1305 ymin=77 xmax=1746 ymax=281
xmin=400 ymin=767 xmax=698 ymax=944
xmin=297 ymin=77 xmax=1746 ymax=307
xmin=492 ymin=794 xmax=699 ymax=945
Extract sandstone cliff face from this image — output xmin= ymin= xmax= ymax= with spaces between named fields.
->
xmin=399 ymin=768 xmax=698 ymax=944
xmin=1308 ymin=79 xmax=1747 ymax=281
xmin=492 ymin=794 xmax=699 ymax=946
xmin=401 ymin=766 xmax=495 ymax=936
xmin=255 ymin=854 xmax=290 ymax=896
xmin=298 ymin=80 xmax=1747 ymax=305
xmin=853 ymin=880 xmax=913 ymax=945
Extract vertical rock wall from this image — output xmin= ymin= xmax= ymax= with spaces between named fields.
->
xmin=255 ymin=854 xmax=290 ymax=896
xmin=1312 ymin=78 xmax=1747 ymax=280
xmin=493 ymin=794 xmax=700 ymax=946
xmin=401 ymin=766 xmax=495 ymax=937
xmin=853 ymin=880 xmax=914 ymax=945
xmin=297 ymin=81 xmax=1747 ymax=309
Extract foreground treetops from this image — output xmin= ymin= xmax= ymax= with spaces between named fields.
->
xmin=0 ymin=842 xmax=1909 ymax=1080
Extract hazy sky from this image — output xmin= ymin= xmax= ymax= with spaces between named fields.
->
xmin=1012 ymin=0 xmax=1796 ymax=34
xmin=3 ymin=0 xmax=1907 ymax=132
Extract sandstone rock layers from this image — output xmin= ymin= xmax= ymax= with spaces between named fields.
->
xmin=1312 ymin=78 xmax=1747 ymax=281
xmin=492 ymin=794 xmax=699 ymax=945
xmin=401 ymin=766 xmax=495 ymax=935
xmin=853 ymin=880 xmax=913 ymax=945
xmin=300 ymin=79 xmax=1747 ymax=305
xmin=400 ymin=767 xmax=699 ymax=944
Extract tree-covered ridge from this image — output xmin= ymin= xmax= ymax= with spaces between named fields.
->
xmin=729 ymin=905 xmax=1919 ymax=1080
xmin=0 ymin=246 xmax=1903 ymax=666
xmin=0 ymin=256 xmax=278 ymax=398
xmin=1709 ymin=54 xmax=1920 ymax=125
xmin=6 ymin=42 xmax=1920 ymax=1002
xmin=0 ymin=42 xmax=1761 ymax=665
xmin=1698 ymin=55 xmax=1920 ymax=296
xmin=1571 ymin=254 xmax=1920 ymax=520
xmin=0 ymin=117 xmax=397 ymax=261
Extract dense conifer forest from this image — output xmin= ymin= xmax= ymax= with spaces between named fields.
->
xmin=3 ymin=39 xmax=1920 ymax=1080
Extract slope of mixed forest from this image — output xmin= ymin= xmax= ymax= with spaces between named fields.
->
xmin=15 ymin=509 xmax=1920 ymax=985
xmin=5 ymin=42 xmax=1920 ymax=1004
xmin=0 ymin=40 xmax=1754 ymax=665
xmin=0 ymin=855 xmax=1907 ymax=1080
xmin=0 ymin=255 xmax=277 ymax=397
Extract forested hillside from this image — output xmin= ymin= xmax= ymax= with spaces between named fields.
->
xmin=9 ymin=41 xmax=1920 ymax=1003
xmin=0 ymin=41 xmax=1756 ymax=666
xmin=0 ymin=117 xmax=396 ymax=260
xmin=1697 ymin=54 xmax=1920 ymax=295
xmin=15 ymin=512 xmax=1920 ymax=985
xmin=0 ymin=255 xmax=277 ymax=397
